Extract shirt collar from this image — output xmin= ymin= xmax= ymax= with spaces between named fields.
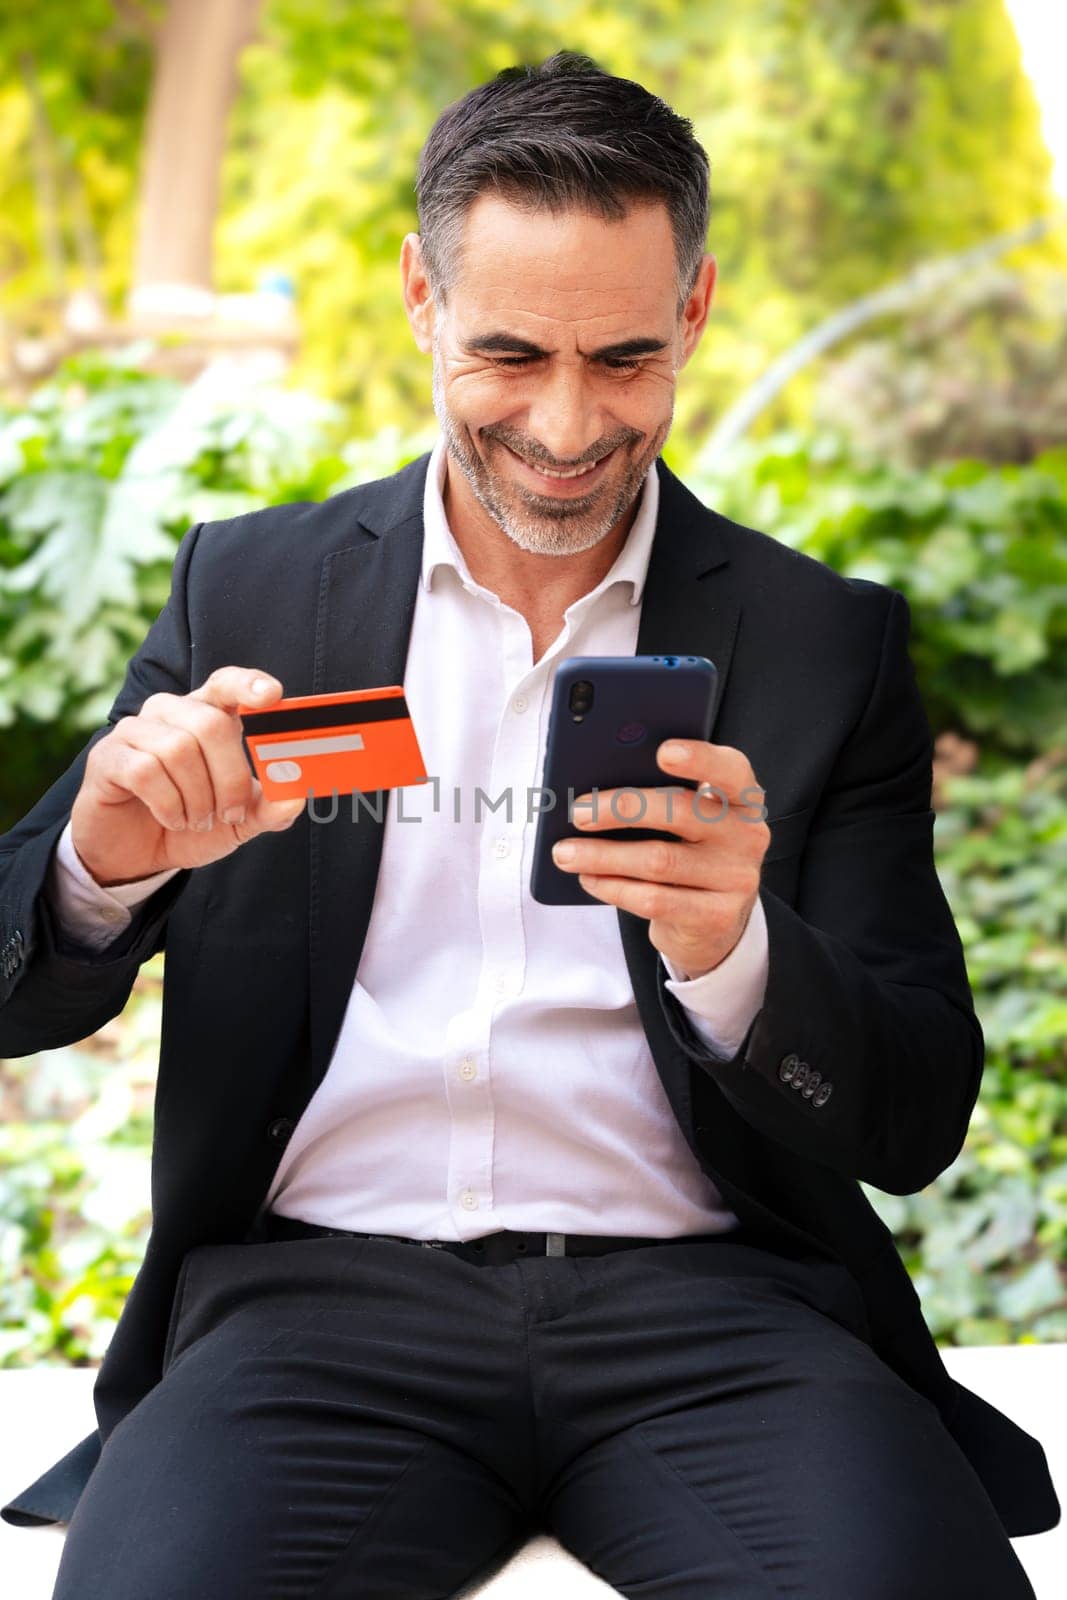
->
xmin=421 ymin=433 xmax=659 ymax=608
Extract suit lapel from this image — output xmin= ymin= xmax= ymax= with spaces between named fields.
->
xmin=307 ymin=450 xmax=741 ymax=1112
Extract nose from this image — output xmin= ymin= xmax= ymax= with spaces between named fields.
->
xmin=523 ymin=362 xmax=610 ymax=467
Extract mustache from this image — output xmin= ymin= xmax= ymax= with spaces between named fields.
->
xmin=491 ymin=438 xmax=628 ymax=470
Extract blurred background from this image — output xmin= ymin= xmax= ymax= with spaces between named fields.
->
xmin=0 ymin=0 xmax=1064 ymax=1366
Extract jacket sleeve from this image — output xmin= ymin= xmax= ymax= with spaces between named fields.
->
xmin=656 ymin=586 xmax=984 ymax=1196
xmin=0 ymin=522 xmax=206 ymax=1057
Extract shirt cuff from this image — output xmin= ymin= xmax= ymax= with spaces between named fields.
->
xmin=47 ymin=818 xmax=183 ymax=951
xmin=660 ymin=894 xmax=769 ymax=1057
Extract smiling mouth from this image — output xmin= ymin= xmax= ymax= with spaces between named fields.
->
xmin=501 ymin=441 xmax=617 ymax=487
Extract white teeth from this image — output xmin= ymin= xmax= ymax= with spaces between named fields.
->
xmin=522 ymin=454 xmax=604 ymax=479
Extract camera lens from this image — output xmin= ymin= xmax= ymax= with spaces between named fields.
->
xmin=568 ymin=679 xmax=594 ymax=715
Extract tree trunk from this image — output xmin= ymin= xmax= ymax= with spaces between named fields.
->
xmin=129 ymin=0 xmax=261 ymax=313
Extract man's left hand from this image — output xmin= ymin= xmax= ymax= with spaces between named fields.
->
xmin=551 ymin=740 xmax=770 ymax=980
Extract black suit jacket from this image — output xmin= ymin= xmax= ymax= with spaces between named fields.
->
xmin=0 ymin=451 xmax=1060 ymax=1537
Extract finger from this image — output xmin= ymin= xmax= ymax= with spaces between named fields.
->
xmin=141 ymin=666 xmax=282 ymax=826
xmin=654 ymin=741 xmax=765 ymax=809
xmin=556 ymin=835 xmax=760 ymax=893
xmin=104 ymin=721 xmax=202 ymax=831
xmin=146 ymin=697 xmax=255 ymax=826
xmin=554 ymin=835 xmax=708 ymax=888
xmin=246 ymin=775 xmax=307 ymax=832
xmin=188 ymin=665 xmax=284 ymax=716
xmin=569 ymin=784 xmax=739 ymax=844
xmin=241 ymin=774 xmax=307 ymax=838
xmin=576 ymin=872 xmax=728 ymax=924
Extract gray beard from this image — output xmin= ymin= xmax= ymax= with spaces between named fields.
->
xmin=430 ymin=353 xmax=668 ymax=558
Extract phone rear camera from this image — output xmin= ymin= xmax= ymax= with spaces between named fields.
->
xmin=568 ymin=680 xmax=595 ymax=716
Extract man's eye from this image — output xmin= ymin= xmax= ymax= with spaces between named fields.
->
xmin=490 ymin=357 xmax=643 ymax=371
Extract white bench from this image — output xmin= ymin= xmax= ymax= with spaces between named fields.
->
xmin=2 ymin=1346 xmax=1064 ymax=1598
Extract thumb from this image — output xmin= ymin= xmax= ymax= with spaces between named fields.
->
xmin=246 ymin=782 xmax=308 ymax=833
xmin=266 ymin=796 xmax=308 ymax=830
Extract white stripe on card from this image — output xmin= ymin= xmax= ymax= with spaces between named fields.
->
xmin=254 ymin=733 xmax=366 ymax=759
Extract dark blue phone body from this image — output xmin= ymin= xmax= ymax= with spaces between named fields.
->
xmin=530 ymin=654 xmax=719 ymax=907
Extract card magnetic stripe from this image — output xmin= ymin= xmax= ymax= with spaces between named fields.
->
xmin=240 ymin=696 xmax=410 ymax=737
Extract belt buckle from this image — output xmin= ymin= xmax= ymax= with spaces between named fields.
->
xmin=545 ymin=1232 xmax=566 ymax=1257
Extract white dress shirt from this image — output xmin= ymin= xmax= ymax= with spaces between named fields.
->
xmin=46 ymin=436 xmax=771 ymax=1240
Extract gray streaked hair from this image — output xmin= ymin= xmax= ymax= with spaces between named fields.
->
xmin=414 ymin=49 xmax=710 ymax=322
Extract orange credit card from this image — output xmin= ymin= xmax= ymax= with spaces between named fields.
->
xmin=237 ymin=686 xmax=427 ymax=802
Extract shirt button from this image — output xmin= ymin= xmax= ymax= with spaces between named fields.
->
xmin=493 ymin=837 xmax=510 ymax=859
xmin=459 ymin=1056 xmax=477 ymax=1080
xmin=101 ymin=905 xmax=125 ymax=923
xmin=512 ymin=695 xmax=528 ymax=713
xmin=461 ymin=1191 xmax=479 ymax=1210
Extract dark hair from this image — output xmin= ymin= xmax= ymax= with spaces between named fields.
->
xmin=414 ymin=49 xmax=710 ymax=322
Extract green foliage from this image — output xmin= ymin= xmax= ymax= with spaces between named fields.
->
xmin=0 ymin=955 xmax=163 ymax=1365
xmin=0 ymin=347 xmax=434 ymax=820
xmin=813 ymin=265 xmax=1067 ymax=470
xmin=689 ymin=429 xmax=1067 ymax=756
xmin=861 ymin=755 xmax=1067 ymax=1342
xmin=217 ymin=0 xmax=1065 ymax=443
xmin=0 ymin=1 xmax=156 ymax=317
xmin=935 ymin=759 xmax=1067 ymax=1067
xmin=2 ymin=0 xmax=1063 ymax=451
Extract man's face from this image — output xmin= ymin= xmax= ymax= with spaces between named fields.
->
xmin=403 ymin=193 xmax=715 ymax=558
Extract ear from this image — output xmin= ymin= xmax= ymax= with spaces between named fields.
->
xmin=400 ymin=234 xmax=435 ymax=355
xmin=677 ymin=253 xmax=717 ymax=370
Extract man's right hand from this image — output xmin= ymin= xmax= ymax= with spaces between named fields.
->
xmin=70 ymin=668 xmax=307 ymax=887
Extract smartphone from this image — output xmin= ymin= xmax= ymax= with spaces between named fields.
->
xmin=530 ymin=655 xmax=719 ymax=906
xmin=237 ymin=686 xmax=427 ymax=802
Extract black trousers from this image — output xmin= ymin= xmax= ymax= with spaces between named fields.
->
xmin=51 ymin=1225 xmax=1036 ymax=1600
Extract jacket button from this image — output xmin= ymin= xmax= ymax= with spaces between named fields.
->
xmin=267 ymin=1117 xmax=295 ymax=1145
xmin=801 ymin=1069 xmax=822 ymax=1099
xmin=812 ymin=1082 xmax=833 ymax=1107
xmin=778 ymin=1053 xmax=800 ymax=1083
xmin=792 ymin=1061 xmax=811 ymax=1091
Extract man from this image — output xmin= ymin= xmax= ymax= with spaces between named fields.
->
xmin=0 ymin=48 xmax=1058 ymax=1600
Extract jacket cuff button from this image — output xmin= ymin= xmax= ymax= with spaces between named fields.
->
xmin=778 ymin=1053 xmax=800 ymax=1083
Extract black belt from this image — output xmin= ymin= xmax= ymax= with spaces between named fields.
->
xmin=261 ymin=1210 xmax=742 ymax=1267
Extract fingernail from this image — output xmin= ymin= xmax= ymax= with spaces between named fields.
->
xmin=251 ymin=677 xmax=271 ymax=696
xmin=192 ymin=814 xmax=214 ymax=831
xmin=661 ymin=742 xmax=688 ymax=762
xmin=222 ymin=806 xmax=246 ymax=824
xmin=554 ymin=842 xmax=575 ymax=862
